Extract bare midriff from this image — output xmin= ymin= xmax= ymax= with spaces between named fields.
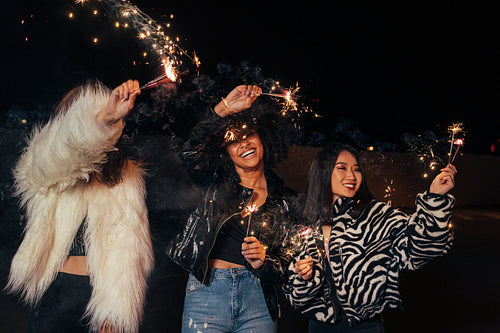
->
xmin=60 ymin=256 xmax=88 ymax=276
xmin=208 ymin=258 xmax=245 ymax=269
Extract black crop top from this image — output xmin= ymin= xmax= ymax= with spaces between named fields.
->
xmin=209 ymin=210 xmax=262 ymax=266
xmin=68 ymin=222 xmax=86 ymax=256
xmin=209 ymin=214 xmax=260 ymax=266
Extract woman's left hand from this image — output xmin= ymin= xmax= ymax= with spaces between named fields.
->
xmin=242 ymin=237 xmax=266 ymax=270
xmin=98 ymin=79 xmax=141 ymax=126
xmin=429 ymin=164 xmax=457 ymax=195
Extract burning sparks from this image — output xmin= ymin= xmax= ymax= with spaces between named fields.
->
xmin=245 ymin=202 xmax=257 ymax=238
xmin=262 ymin=83 xmax=300 ymax=115
xmin=140 ymin=58 xmax=177 ymax=89
xmin=450 ymin=138 xmax=465 ymax=164
xmin=447 ymin=123 xmax=466 ymax=164
xmin=223 ymin=121 xmax=254 ymax=146
xmin=72 ymin=0 xmax=199 ymax=79
xmin=384 ymin=178 xmax=395 ymax=206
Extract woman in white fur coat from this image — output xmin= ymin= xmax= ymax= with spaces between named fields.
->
xmin=6 ymin=80 xmax=154 ymax=333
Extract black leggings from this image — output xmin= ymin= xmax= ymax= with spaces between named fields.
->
xmin=27 ymin=272 xmax=92 ymax=333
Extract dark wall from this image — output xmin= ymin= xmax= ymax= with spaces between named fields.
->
xmin=274 ymin=145 xmax=500 ymax=208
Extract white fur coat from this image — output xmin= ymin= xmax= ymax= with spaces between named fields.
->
xmin=6 ymin=83 xmax=154 ymax=333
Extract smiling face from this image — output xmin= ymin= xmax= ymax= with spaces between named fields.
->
xmin=226 ymin=130 xmax=264 ymax=171
xmin=331 ymin=150 xmax=363 ymax=201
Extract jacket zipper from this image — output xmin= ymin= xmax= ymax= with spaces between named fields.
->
xmin=323 ymin=229 xmax=339 ymax=322
xmin=201 ymin=191 xmax=254 ymax=284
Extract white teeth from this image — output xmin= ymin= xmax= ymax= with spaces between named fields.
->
xmin=344 ymin=184 xmax=354 ymax=189
xmin=241 ymin=149 xmax=255 ymax=158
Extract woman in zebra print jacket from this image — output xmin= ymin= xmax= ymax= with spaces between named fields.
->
xmin=282 ymin=143 xmax=457 ymax=332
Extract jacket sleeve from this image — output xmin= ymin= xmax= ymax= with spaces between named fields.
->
xmin=181 ymin=107 xmax=229 ymax=187
xmin=393 ymin=191 xmax=455 ymax=270
xmin=281 ymin=235 xmax=325 ymax=309
xmin=13 ymin=84 xmax=122 ymax=200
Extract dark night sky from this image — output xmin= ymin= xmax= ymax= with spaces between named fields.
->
xmin=1 ymin=0 xmax=499 ymax=154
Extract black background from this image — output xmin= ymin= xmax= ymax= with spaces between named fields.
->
xmin=1 ymin=0 xmax=499 ymax=153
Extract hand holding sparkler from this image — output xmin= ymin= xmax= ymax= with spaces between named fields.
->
xmin=97 ymin=79 xmax=141 ymax=126
xmin=429 ymin=164 xmax=457 ymax=195
xmin=241 ymin=236 xmax=266 ymax=270
xmin=214 ymin=85 xmax=262 ymax=118
xmin=295 ymin=256 xmax=313 ymax=280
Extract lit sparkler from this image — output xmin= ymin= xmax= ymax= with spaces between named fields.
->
xmin=384 ymin=178 xmax=395 ymax=206
xmin=450 ymin=138 xmax=464 ymax=164
xmin=140 ymin=58 xmax=177 ymax=89
xmin=262 ymin=83 xmax=300 ymax=114
xmin=245 ymin=202 xmax=257 ymax=238
xmin=447 ymin=123 xmax=465 ymax=164
xmin=283 ymin=225 xmax=324 ymax=258
xmin=300 ymin=227 xmax=313 ymax=255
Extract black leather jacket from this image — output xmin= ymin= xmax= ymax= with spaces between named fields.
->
xmin=166 ymin=109 xmax=297 ymax=320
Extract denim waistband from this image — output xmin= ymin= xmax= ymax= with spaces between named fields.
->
xmin=200 ymin=267 xmax=258 ymax=284
xmin=208 ymin=267 xmax=250 ymax=277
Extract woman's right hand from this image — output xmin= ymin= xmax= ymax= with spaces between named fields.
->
xmin=429 ymin=164 xmax=457 ymax=195
xmin=214 ymin=85 xmax=262 ymax=118
xmin=295 ymin=256 xmax=314 ymax=280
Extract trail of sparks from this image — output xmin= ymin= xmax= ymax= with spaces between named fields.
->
xmin=74 ymin=0 xmax=200 ymax=73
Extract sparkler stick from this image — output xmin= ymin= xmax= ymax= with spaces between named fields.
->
xmin=260 ymin=92 xmax=300 ymax=99
xmin=447 ymin=123 xmax=464 ymax=165
xmin=140 ymin=73 xmax=168 ymax=90
xmin=450 ymin=138 xmax=464 ymax=164
xmin=300 ymin=227 xmax=312 ymax=256
xmin=245 ymin=202 xmax=257 ymax=238
xmin=140 ymin=58 xmax=177 ymax=90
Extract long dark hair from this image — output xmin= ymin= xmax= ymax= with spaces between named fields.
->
xmin=302 ymin=143 xmax=374 ymax=224
xmin=52 ymin=81 xmax=127 ymax=187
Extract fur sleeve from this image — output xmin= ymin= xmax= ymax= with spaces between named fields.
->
xmin=13 ymin=83 xmax=122 ymax=201
xmin=393 ymin=191 xmax=455 ymax=270
xmin=85 ymin=162 xmax=154 ymax=333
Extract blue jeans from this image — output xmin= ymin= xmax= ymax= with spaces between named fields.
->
xmin=182 ymin=268 xmax=276 ymax=333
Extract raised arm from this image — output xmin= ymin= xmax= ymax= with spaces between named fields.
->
xmin=395 ymin=164 xmax=457 ymax=270
xmin=14 ymin=80 xmax=140 ymax=197
xmin=181 ymin=85 xmax=261 ymax=185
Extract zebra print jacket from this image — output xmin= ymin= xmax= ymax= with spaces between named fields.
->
xmin=282 ymin=191 xmax=454 ymax=324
